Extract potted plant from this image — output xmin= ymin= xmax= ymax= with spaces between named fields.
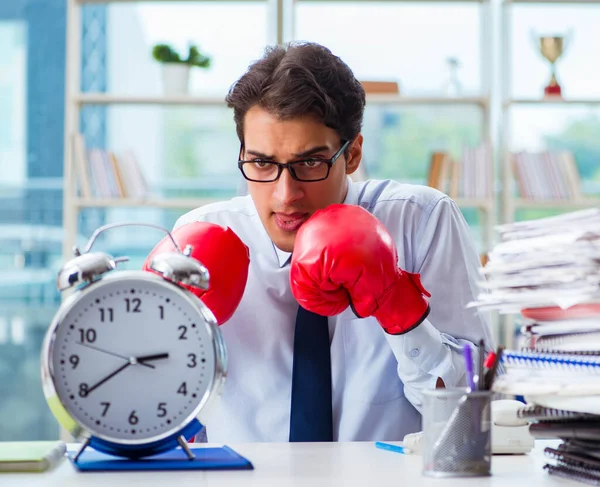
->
xmin=152 ymin=43 xmax=211 ymax=95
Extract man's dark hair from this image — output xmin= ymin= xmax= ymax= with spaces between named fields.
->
xmin=225 ymin=42 xmax=366 ymax=145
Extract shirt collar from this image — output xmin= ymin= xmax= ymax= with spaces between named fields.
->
xmin=273 ymin=176 xmax=358 ymax=268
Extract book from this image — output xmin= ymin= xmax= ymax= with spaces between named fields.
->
xmin=0 ymin=441 xmax=66 ymax=472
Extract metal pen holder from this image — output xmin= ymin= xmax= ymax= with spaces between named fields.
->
xmin=422 ymin=388 xmax=492 ymax=478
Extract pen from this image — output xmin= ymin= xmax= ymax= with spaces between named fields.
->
xmin=478 ymin=339 xmax=485 ymax=390
xmin=462 ymin=343 xmax=476 ymax=392
xmin=484 ymin=346 xmax=505 ymax=390
xmin=375 ymin=442 xmax=405 ymax=454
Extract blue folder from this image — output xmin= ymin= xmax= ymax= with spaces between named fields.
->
xmin=68 ymin=445 xmax=254 ymax=472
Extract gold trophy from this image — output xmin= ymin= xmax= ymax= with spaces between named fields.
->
xmin=533 ymin=31 xmax=572 ymax=98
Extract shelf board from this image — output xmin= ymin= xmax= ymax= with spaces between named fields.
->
xmin=298 ymin=0 xmax=487 ymax=2
xmin=454 ymin=198 xmax=494 ymax=211
xmin=74 ymin=93 xmax=488 ymax=107
xmin=506 ymin=0 xmax=600 ymax=4
xmin=367 ymin=94 xmax=488 ymax=106
xmin=74 ymin=93 xmax=227 ymax=106
xmin=77 ymin=0 xmax=262 ymax=3
xmin=506 ymin=98 xmax=600 ymax=106
xmin=74 ymin=197 xmax=220 ymax=209
xmin=78 ymin=0 xmax=486 ymax=2
xmin=74 ymin=196 xmax=494 ymax=212
xmin=510 ymin=198 xmax=600 ymax=209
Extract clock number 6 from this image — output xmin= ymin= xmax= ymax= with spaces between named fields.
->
xmin=128 ymin=410 xmax=139 ymax=425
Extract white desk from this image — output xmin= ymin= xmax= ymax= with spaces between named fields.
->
xmin=0 ymin=440 xmax=580 ymax=486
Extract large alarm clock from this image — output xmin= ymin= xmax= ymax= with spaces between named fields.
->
xmin=40 ymin=223 xmax=227 ymax=461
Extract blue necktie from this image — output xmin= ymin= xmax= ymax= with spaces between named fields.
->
xmin=289 ymin=305 xmax=333 ymax=442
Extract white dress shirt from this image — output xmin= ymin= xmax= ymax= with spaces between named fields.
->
xmin=175 ymin=177 xmax=495 ymax=443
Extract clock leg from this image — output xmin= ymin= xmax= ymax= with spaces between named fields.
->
xmin=73 ymin=437 xmax=91 ymax=463
xmin=177 ymin=435 xmax=196 ymax=460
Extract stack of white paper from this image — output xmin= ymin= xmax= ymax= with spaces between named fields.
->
xmin=472 ymin=208 xmax=600 ymax=483
xmin=469 ymin=207 xmax=600 ymax=314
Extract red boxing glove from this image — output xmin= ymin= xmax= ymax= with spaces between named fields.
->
xmin=290 ymin=204 xmax=431 ymax=335
xmin=143 ymin=222 xmax=250 ymax=325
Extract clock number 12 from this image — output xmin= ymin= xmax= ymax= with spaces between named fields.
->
xmin=125 ymin=298 xmax=141 ymax=313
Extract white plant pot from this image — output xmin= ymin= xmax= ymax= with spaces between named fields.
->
xmin=161 ymin=63 xmax=190 ymax=95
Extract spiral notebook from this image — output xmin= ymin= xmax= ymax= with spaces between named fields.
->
xmin=517 ymin=404 xmax=598 ymax=421
xmin=521 ymin=318 xmax=600 ymax=337
xmin=493 ymin=350 xmax=600 ymax=414
xmin=528 ymin=331 xmax=600 ymax=353
xmin=544 ymin=446 xmax=600 ymax=486
xmin=501 ymin=350 xmax=600 ymax=372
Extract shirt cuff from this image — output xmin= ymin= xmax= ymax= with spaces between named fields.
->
xmin=385 ymin=318 xmax=445 ymax=368
xmin=385 ymin=320 xmax=468 ymax=387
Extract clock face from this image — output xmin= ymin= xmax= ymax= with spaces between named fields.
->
xmin=47 ymin=272 xmax=220 ymax=444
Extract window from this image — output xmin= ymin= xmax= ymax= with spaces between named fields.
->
xmin=0 ymin=2 xmax=66 ymax=441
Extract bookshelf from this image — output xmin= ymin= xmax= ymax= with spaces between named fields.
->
xmin=500 ymin=0 xmax=600 ymax=225
xmin=63 ymin=0 xmax=496 ymax=264
xmin=498 ymin=0 xmax=600 ymax=349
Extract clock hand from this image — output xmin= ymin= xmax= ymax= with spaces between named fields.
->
xmin=76 ymin=342 xmax=155 ymax=369
xmin=84 ymin=362 xmax=131 ymax=397
xmin=136 ymin=352 xmax=169 ymax=364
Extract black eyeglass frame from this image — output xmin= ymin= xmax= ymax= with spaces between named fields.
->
xmin=237 ymin=139 xmax=351 ymax=183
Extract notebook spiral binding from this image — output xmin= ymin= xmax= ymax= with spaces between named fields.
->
xmin=522 ymin=347 xmax=600 ymax=357
xmin=545 ymin=447 xmax=600 ymax=469
xmin=518 ymin=404 xmax=597 ymax=421
xmin=544 ymin=447 xmax=600 ymax=486
xmin=544 ymin=464 xmax=600 ymax=486
xmin=501 ymin=351 xmax=600 ymax=373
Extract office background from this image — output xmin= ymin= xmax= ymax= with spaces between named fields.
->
xmin=1 ymin=0 xmax=599 ymax=441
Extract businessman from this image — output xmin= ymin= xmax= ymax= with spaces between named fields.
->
xmin=144 ymin=41 xmax=495 ymax=443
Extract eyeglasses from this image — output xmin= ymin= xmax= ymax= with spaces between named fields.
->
xmin=238 ymin=140 xmax=350 ymax=183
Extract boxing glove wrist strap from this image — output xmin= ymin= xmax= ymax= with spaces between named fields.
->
xmin=374 ymin=272 xmax=431 ymax=335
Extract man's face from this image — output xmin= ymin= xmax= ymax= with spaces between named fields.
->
xmin=242 ymin=106 xmax=363 ymax=253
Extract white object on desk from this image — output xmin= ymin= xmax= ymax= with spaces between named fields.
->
xmin=491 ymin=399 xmax=535 ymax=454
xmin=402 ymin=399 xmax=535 ymax=455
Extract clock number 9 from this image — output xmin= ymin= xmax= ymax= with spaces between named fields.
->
xmin=69 ymin=354 xmax=80 ymax=369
